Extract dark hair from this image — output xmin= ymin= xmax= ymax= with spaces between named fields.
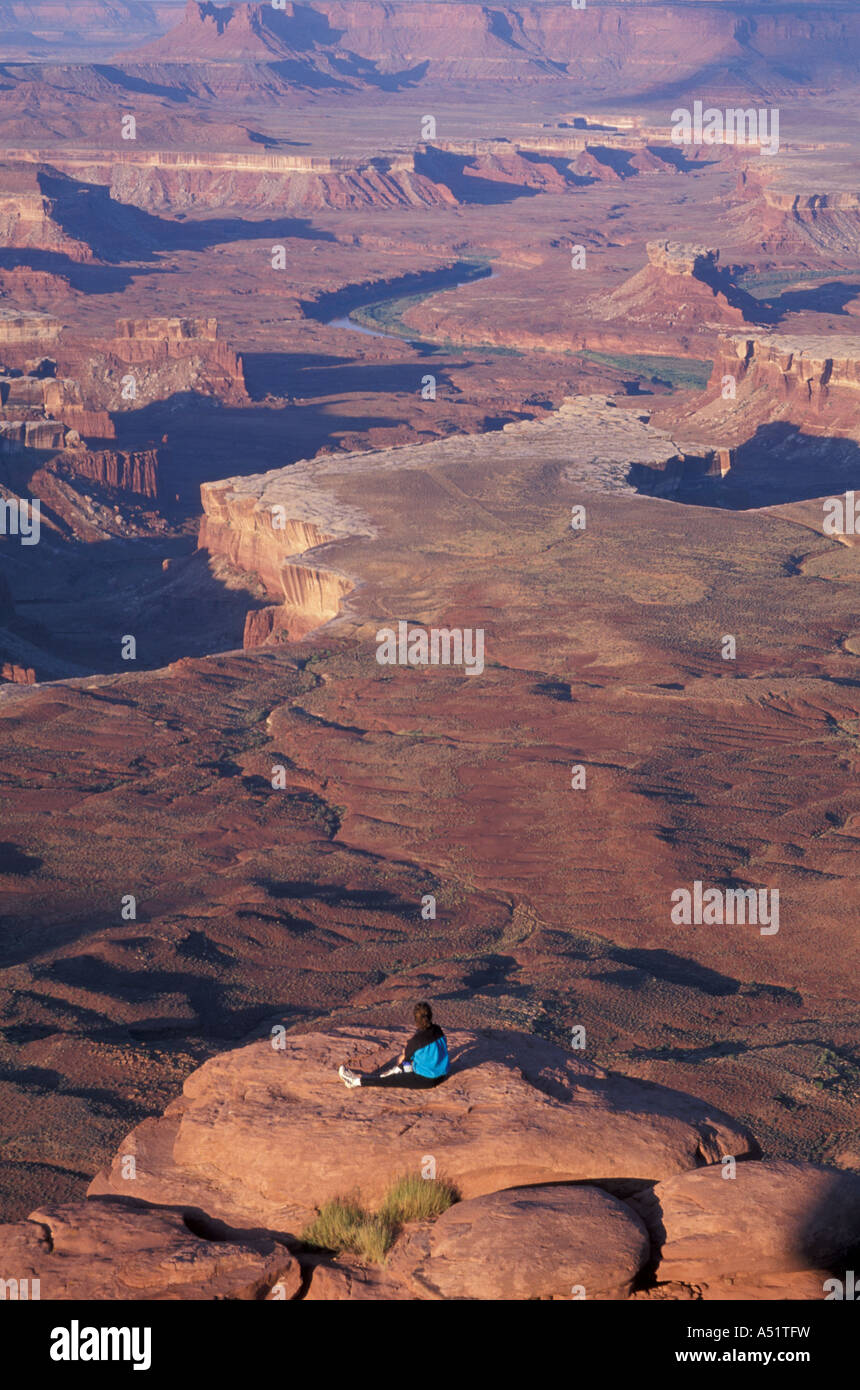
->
xmin=414 ymin=1001 xmax=433 ymax=1028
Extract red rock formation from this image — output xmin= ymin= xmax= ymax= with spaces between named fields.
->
xmin=668 ymin=332 xmax=860 ymax=447
xmin=104 ymin=316 xmax=247 ymax=403
xmin=121 ymin=1 xmax=860 ymax=95
xmin=386 ymin=1185 xmax=650 ymax=1300
xmin=0 ymin=162 xmax=94 ymax=262
xmin=733 ymin=166 xmax=860 ymax=263
xmin=0 ymin=307 xmax=61 ymax=347
xmin=0 ymin=1200 xmax=300 ymax=1300
xmin=632 ymin=1161 xmax=860 ymax=1293
xmin=107 ymin=150 xmax=457 ymax=213
xmin=200 ymin=480 xmax=353 ymax=643
xmin=589 ymin=242 xmax=762 ymax=335
xmin=0 ymin=662 xmax=36 ymax=685
xmin=89 ymin=1028 xmax=755 ymax=1234
xmin=55 ymin=447 xmax=160 ymax=499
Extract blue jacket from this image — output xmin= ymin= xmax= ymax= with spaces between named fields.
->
xmin=405 ymin=1024 xmax=449 ymax=1078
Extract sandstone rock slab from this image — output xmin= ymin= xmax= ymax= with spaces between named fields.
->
xmin=0 ymin=1199 xmax=300 ymax=1300
xmin=389 ymin=1183 xmax=650 ymax=1300
xmin=635 ymin=1160 xmax=860 ymax=1287
xmin=90 ymin=1028 xmax=755 ymax=1236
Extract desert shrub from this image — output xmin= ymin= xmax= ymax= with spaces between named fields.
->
xmin=301 ymin=1175 xmax=459 ymax=1263
xmin=379 ymin=1173 xmax=459 ymax=1225
xmin=301 ymin=1197 xmax=367 ymax=1254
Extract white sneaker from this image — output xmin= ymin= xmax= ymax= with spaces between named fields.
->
xmin=338 ymin=1065 xmax=361 ymax=1088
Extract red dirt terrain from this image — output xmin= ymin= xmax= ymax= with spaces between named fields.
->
xmin=0 ymin=0 xmax=859 ymax=1304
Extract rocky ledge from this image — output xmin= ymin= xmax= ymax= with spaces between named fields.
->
xmin=0 ymin=1027 xmax=857 ymax=1300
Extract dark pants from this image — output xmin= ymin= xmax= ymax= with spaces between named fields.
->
xmin=360 ymin=1069 xmax=446 ymax=1089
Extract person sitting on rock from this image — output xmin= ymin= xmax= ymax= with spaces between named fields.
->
xmin=339 ymin=1003 xmax=449 ymax=1089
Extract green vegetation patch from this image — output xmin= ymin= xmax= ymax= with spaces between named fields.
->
xmin=576 ymin=349 xmax=712 ymax=391
xmin=301 ymin=1172 xmax=459 ymax=1263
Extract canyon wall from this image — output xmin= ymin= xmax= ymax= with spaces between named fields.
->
xmin=0 ymin=310 xmax=61 ymax=347
xmin=64 ymin=317 xmax=248 ymax=409
xmin=734 ymin=168 xmax=860 ymax=262
xmin=123 ymin=1 xmax=860 ymax=94
xmin=199 ymin=481 xmax=354 ymax=643
xmin=0 ymin=164 xmax=94 ymax=262
xmin=712 ymin=334 xmax=860 ymax=417
xmin=56 ymin=447 xmax=160 ymax=499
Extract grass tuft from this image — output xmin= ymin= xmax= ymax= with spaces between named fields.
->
xmin=301 ymin=1174 xmax=459 ymax=1263
xmin=379 ymin=1172 xmax=460 ymax=1225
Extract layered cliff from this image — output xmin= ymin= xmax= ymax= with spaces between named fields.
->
xmin=733 ymin=166 xmax=860 ymax=263
xmin=113 ymin=154 xmax=455 ymax=213
xmin=655 ymin=332 xmax=860 ymax=445
xmin=0 ymin=308 xmax=61 ymax=347
xmin=716 ymin=333 xmax=860 ymax=410
xmin=199 ymin=478 xmax=358 ymax=644
xmin=54 ymin=446 xmax=160 ymax=499
xmin=0 ymin=161 xmax=166 ymax=264
xmin=68 ymin=316 xmax=247 ymax=409
xmin=644 ymin=332 xmax=860 ymax=504
xmin=0 ymin=162 xmax=95 ymax=262
xmin=119 ymin=1 xmax=860 ymax=96
xmin=588 ymin=242 xmax=763 ymax=337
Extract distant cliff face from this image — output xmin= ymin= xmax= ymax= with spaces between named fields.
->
xmin=122 ymin=0 xmax=860 ymax=95
xmin=734 ymin=167 xmax=860 ymax=263
xmin=714 ymin=333 xmax=860 ymax=417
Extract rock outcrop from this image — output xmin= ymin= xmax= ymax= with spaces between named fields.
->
xmin=716 ymin=333 xmax=860 ymax=413
xmin=0 ymin=1199 xmax=300 ymax=1300
xmin=734 ymin=166 xmax=860 ymax=264
xmin=89 ymin=1027 xmax=756 ymax=1236
xmin=632 ymin=1160 xmax=860 ymax=1296
xmin=658 ymin=333 xmax=860 ymax=452
xmin=588 ymin=242 xmax=762 ymax=336
xmin=0 ymin=661 xmax=36 ymax=685
xmin=0 ymin=1028 xmax=845 ymax=1300
xmin=387 ymin=1184 xmax=650 ymax=1300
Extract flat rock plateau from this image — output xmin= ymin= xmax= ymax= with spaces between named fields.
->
xmin=0 ymin=0 xmax=859 ymax=1301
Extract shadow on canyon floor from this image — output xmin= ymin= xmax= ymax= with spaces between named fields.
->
xmin=243 ymin=349 xmax=459 ymax=400
xmin=0 ymin=529 xmax=268 ymax=678
xmin=770 ymin=279 xmax=860 ymax=318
